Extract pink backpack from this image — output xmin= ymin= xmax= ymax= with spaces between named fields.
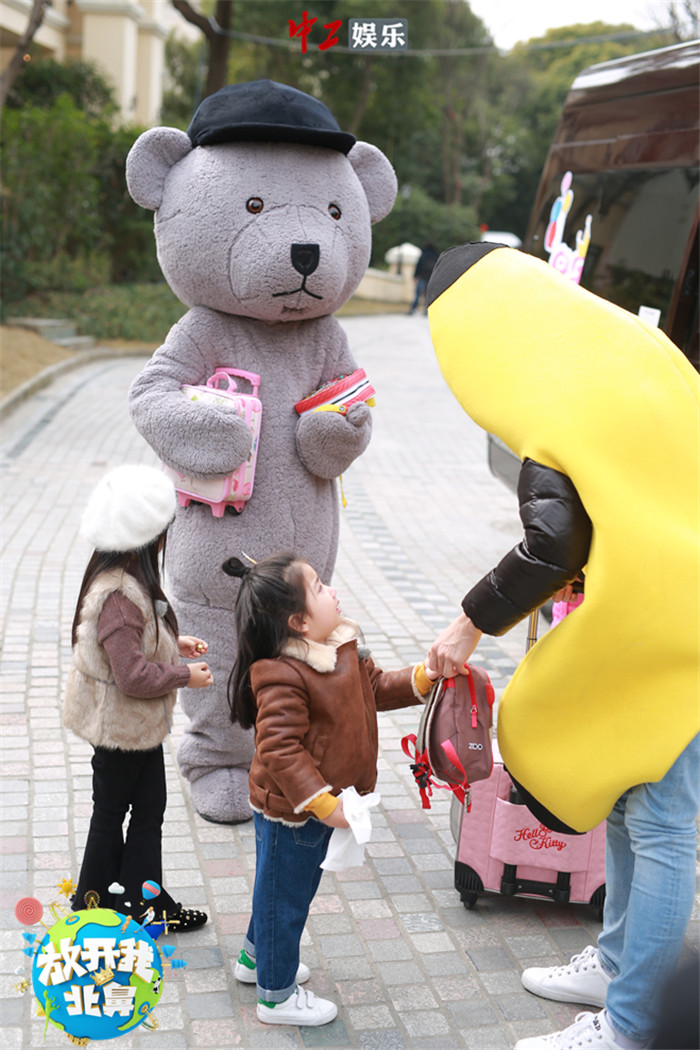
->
xmin=402 ymin=667 xmax=495 ymax=811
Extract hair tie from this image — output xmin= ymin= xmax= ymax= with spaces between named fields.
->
xmin=222 ymin=557 xmax=250 ymax=579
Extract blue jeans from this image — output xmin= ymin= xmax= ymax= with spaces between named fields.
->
xmin=244 ymin=812 xmax=332 ymax=1002
xmin=598 ymin=732 xmax=700 ymax=1042
xmin=410 ymin=277 xmax=428 ymax=313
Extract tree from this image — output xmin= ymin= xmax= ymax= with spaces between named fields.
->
xmin=1 ymin=58 xmax=159 ymax=303
xmin=477 ymin=22 xmax=677 ymax=236
xmin=654 ymin=0 xmax=699 ymax=40
xmin=0 ymin=0 xmax=51 ymax=109
xmin=161 ymin=34 xmax=205 ymax=127
xmin=171 ymin=0 xmax=233 ymax=99
xmin=4 ymin=57 xmax=117 ymax=118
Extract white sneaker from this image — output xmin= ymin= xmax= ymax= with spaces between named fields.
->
xmin=234 ymin=949 xmax=310 ymax=985
xmin=514 ymin=1010 xmax=637 ymax=1050
xmin=521 ymin=945 xmax=611 ymax=1007
xmin=256 ymin=986 xmax=337 ymax=1027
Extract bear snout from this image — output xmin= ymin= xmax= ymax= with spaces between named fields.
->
xmin=291 ymin=243 xmax=320 ymax=277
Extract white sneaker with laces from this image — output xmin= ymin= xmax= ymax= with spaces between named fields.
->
xmin=514 ymin=1009 xmax=645 ymax=1050
xmin=234 ymin=949 xmax=310 ymax=985
xmin=521 ymin=945 xmax=611 ymax=1007
xmin=256 ymin=985 xmax=337 ymax=1027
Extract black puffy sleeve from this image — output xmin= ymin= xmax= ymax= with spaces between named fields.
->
xmin=462 ymin=459 xmax=592 ymax=636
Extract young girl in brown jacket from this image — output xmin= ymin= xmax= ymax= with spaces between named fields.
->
xmin=224 ymin=551 xmax=436 ymax=1027
xmin=64 ymin=464 xmax=213 ymax=931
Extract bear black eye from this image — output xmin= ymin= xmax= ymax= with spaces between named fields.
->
xmin=328 ymin=203 xmax=341 ymax=220
xmin=246 ymin=197 xmax=264 ymax=214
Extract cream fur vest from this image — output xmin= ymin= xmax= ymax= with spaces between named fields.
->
xmin=63 ymin=569 xmax=179 ymax=751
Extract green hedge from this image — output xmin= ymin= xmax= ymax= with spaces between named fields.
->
xmin=1 ymin=95 xmax=160 ymax=306
xmin=5 ymin=284 xmax=187 ymax=343
xmin=371 ymin=184 xmax=480 ymax=265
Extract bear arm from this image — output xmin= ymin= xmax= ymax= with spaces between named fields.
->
xmin=128 ymin=343 xmax=253 ymax=477
xmin=295 ymin=402 xmax=372 ymax=479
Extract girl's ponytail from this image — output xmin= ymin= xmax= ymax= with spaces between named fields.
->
xmin=222 ymin=556 xmax=250 ymax=580
xmin=225 ymin=552 xmax=307 ymax=729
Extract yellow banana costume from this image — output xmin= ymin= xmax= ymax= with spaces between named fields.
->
xmin=428 ymin=244 xmax=699 ymax=832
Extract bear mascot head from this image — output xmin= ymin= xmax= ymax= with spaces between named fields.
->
xmin=125 ymin=80 xmax=397 ymax=823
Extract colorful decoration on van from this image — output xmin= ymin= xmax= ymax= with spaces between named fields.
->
xmin=544 ymin=171 xmax=592 ymax=284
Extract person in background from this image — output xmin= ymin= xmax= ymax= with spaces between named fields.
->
xmin=409 ymin=240 xmax=439 ymax=314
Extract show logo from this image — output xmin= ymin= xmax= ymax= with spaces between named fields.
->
xmin=13 ymin=878 xmax=186 ymax=1045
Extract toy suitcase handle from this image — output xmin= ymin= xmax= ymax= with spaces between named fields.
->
xmin=208 ymin=367 xmax=261 ymax=397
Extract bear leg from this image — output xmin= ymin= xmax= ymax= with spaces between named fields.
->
xmin=188 ymin=766 xmax=253 ymax=824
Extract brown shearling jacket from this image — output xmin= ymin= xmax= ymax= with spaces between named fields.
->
xmin=248 ymin=623 xmax=425 ymax=825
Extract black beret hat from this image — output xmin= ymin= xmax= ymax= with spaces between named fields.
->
xmin=187 ymin=79 xmax=356 ymax=155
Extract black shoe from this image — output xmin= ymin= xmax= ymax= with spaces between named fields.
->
xmin=163 ymin=904 xmax=208 ymax=931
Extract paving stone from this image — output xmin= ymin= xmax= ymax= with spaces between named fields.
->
xmin=186 ymin=991 xmax=236 ymax=1018
xmin=494 ymin=993 xmax=548 ymax=1021
xmin=466 ymin=947 xmax=515 ymax=972
xmin=446 ymin=998 xmax=501 ymax=1027
xmin=357 ymin=1032 xmax=408 ymax=1050
xmin=345 ymin=1004 xmax=395 ymax=1030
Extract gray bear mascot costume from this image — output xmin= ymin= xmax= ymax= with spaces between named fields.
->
xmin=125 ymin=81 xmax=397 ymax=823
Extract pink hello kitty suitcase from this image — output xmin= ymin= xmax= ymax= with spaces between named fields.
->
xmin=163 ymin=368 xmax=262 ymax=518
xmin=451 ymin=610 xmax=606 ymax=917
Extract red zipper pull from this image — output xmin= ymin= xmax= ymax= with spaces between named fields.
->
xmin=471 ymin=704 xmax=478 ymax=728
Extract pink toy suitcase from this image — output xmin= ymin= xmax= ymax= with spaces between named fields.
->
xmin=451 ymin=610 xmax=606 ymax=917
xmin=163 ymin=368 xmax=262 ymax=518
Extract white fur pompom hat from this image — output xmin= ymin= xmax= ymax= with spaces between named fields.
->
xmin=80 ymin=464 xmax=177 ymax=552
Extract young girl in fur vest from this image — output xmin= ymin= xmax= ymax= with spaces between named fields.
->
xmin=64 ymin=464 xmax=212 ymax=932
xmin=224 ymin=551 xmax=437 ymax=1027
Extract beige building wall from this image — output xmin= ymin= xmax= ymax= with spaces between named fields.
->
xmin=0 ymin=0 xmax=196 ymax=126
xmin=0 ymin=0 xmax=70 ymax=67
xmin=136 ymin=17 xmax=167 ymax=126
xmin=78 ymin=2 xmax=142 ymax=122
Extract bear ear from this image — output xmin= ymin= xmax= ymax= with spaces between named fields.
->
xmin=347 ymin=141 xmax=398 ymax=224
xmin=126 ymin=127 xmax=193 ymax=211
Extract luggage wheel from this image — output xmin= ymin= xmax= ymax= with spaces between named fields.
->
xmin=455 ymin=863 xmax=483 ymax=909
xmin=460 ymin=890 xmax=479 ymax=910
xmin=590 ymin=884 xmax=606 ymax=922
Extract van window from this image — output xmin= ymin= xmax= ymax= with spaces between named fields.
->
xmin=530 ymin=167 xmax=699 ymax=331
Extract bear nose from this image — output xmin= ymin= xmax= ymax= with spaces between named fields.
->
xmin=291 ymin=243 xmax=320 ymax=277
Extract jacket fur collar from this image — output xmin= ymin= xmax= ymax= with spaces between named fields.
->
xmin=282 ymin=619 xmax=360 ymax=673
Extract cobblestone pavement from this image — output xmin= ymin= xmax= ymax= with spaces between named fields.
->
xmin=1 ymin=315 xmax=697 ymax=1049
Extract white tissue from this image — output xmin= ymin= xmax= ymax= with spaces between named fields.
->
xmin=320 ymin=786 xmax=381 ymax=871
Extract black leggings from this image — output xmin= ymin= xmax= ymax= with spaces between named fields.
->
xmin=73 ymin=745 xmax=176 ymax=917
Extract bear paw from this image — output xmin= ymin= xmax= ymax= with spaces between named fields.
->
xmin=189 ymin=768 xmax=253 ymax=824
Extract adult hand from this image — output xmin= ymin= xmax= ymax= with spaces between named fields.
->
xmin=426 ymin=612 xmax=482 ymax=678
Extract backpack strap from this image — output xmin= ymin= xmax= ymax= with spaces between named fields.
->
xmin=401 ymin=734 xmax=434 ymax=809
xmin=439 ymin=739 xmax=472 ymax=812
xmin=401 ymin=731 xmax=473 ymax=812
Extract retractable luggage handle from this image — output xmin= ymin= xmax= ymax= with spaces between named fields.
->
xmin=207 ymin=368 xmax=261 ymax=398
xmin=508 ymin=606 xmax=539 ymax=810
xmin=503 ymin=603 xmax=577 ymax=902
xmin=526 ymin=608 xmax=539 ymax=652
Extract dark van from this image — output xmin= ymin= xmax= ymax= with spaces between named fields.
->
xmin=488 ymin=40 xmax=700 ymax=492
